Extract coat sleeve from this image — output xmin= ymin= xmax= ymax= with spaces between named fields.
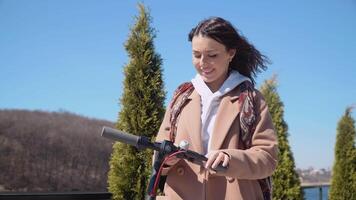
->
xmin=152 ymin=105 xmax=175 ymax=175
xmin=156 ymin=105 xmax=172 ymax=142
xmin=218 ymin=90 xmax=278 ymax=179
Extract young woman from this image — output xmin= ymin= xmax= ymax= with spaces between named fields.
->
xmin=155 ymin=17 xmax=278 ymax=200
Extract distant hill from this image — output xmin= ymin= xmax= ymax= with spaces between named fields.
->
xmin=297 ymin=167 xmax=331 ymax=184
xmin=0 ymin=109 xmax=115 ymax=192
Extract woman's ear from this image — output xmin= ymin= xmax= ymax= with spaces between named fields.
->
xmin=228 ymin=49 xmax=236 ymax=61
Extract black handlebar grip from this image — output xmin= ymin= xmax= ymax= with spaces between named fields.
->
xmin=101 ymin=126 xmax=139 ymax=147
xmin=213 ymin=163 xmax=228 ymax=172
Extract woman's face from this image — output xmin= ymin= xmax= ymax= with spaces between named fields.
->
xmin=192 ymin=35 xmax=236 ymax=92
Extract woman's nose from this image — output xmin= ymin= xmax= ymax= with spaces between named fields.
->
xmin=199 ymin=56 xmax=207 ymax=66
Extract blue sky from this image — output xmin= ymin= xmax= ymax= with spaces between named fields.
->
xmin=1 ymin=0 xmax=355 ymax=169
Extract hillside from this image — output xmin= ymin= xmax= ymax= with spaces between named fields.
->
xmin=297 ymin=167 xmax=331 ymax=184
xmin=0 ymin=109 xmax=115 ymax=192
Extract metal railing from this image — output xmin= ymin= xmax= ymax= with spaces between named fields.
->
xmin=301 ymin=182 xmax=330 ymax=200
xmin=0 ymin=183 xmax=331 ymax=200
xmin=0 ymin=191 xmax=112 ymax=200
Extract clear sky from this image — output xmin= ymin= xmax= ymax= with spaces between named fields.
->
xmin=1 ymin=0 xmax=355 ymax=169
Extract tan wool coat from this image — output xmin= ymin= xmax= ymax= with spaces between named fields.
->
xmin=155 ymin=85 xmax=278 ymax=200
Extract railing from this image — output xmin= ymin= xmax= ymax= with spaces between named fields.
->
xmin=301 ymin=182 xmax=330 ymax=200
xmin=0 ymin=184 xmax=331 ymax=200
xmin=0 ymin=191 xmax=112 ymax=200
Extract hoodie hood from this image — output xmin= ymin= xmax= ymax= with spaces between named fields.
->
xmin=191 ymin=70 xmax=250 ymax=99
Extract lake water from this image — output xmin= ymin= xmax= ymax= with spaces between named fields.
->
xmin=303 ymin=186 xmax=329 ymax=200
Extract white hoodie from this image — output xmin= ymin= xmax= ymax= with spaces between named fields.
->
xmin=191 ymin=70 xmax=250 ymax=155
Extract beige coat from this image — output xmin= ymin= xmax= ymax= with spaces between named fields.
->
xmin=155 ymin=85 xmax=278 ymax=200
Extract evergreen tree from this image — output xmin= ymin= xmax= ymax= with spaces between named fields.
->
xmin=108 ymin=4 xmax=165 ymax=200
xmin=260 ymin=77 xmax=304 ymax=200
xmin=329 ymin=107 xmax=356 ymax=200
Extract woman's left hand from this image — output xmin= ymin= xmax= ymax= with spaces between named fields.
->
xmin=205 ymin=150 xmax=230 ymax=170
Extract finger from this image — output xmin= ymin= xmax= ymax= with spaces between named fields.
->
xmin=222 ymin=154 xmax=229 ymax=167
xmin=209 ymin=168 xmax=217 ymax=175
xmin=211 ymin=153 xmax=225 ymax=169
xmin=205 ymin=152 xmax=218 ymax=169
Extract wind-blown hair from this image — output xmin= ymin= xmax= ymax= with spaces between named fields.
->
xmin=188 ymin=17 xmax=270 ymax=84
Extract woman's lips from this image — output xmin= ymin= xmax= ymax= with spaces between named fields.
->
xmin=201 ymin=68 xmax=214 ymax=75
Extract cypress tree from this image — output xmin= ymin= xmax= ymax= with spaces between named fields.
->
xmin=260 ymin=77 xmax=304 ymax=200
xmin=108 ymin=4 xmax=165 ymax=200
xmin=329 ymin=107 xmax=356 ymax=200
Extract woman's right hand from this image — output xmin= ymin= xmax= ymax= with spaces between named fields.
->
xmin=205 ymin=150 xmax=230 ymax=170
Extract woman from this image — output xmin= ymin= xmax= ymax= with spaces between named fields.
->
xmin=155 ymin=17 xmax=278 ymax=200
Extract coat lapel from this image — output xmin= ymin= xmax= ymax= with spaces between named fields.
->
xmin=185 ymin=90 xmax=204 ymax=154
xmin=209 ymin=92 xmax=241 ymax=151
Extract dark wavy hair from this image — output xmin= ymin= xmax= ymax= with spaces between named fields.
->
xmin=188 ymin=17 xmax=270 ymax=84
